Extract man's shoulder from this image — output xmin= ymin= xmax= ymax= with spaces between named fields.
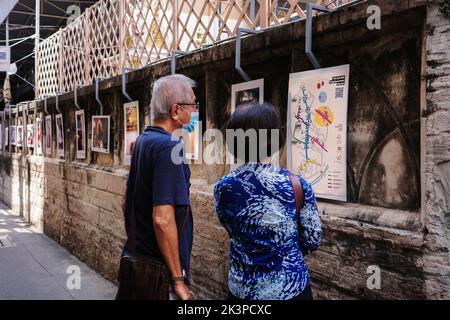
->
xmin=141 ymin=130 xmax=181 ymax=150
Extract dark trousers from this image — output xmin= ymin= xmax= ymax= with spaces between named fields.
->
xmin=228 ymin=284 xmax=314 ymax=300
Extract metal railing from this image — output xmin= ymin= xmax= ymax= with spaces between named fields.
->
xmin=35 ymin=0 xmax=355 ymax=97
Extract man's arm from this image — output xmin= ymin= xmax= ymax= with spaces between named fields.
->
xmin=153 ymin=204 xmax=191 ymax=300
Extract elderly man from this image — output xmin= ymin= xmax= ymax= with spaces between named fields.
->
xmin=117 ymin=74 xmax=198 ymax=300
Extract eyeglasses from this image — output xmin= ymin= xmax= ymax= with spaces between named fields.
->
xmin=177 ymin=102 xmax=199 ymax=111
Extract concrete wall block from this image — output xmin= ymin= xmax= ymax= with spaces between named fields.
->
xmin=98 ymin=209 xmax=126 ymax=240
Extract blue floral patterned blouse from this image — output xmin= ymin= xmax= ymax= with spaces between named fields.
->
xmin=214 ymin=163 xmax=323 ymax=300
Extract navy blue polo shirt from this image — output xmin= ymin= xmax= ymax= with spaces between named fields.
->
xmin=123 ymin=126 xmax=193 ymax=282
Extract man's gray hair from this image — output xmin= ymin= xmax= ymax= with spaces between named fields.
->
xmin=150 ymin=74 xmax=196 ymax=123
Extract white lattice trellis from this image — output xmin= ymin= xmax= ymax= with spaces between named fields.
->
xmin=36 ymin=0 xmax=358 ymax=97
xmin=61 ymin=15 xmax=88 ymax=92
xmin=36 ymin=30 xmax=61 ymax=98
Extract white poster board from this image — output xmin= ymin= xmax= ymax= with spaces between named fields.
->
xmin=288 ymin=65 xmax=350 ymax=202
xmin=124 ymin=101 xmax=139 ymax=165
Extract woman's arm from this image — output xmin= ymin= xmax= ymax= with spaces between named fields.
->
xmin=298 ymin=181 xmax=323 ymax=255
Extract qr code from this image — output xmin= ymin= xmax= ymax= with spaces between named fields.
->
xmin=335 ymin=87 xmax=344 ymax=99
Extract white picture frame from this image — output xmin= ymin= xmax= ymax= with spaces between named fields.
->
xmin=231 ymin=78 xmax=264 ymax=114
xmin=5 ymin=125 xmax=8 ymax=147
xmin=16 ymin=125 xmax=23 ymax=148
xmin=55 ymin=114 xmax=64 ymax=158
xmin=45 ymin=115 xmax=52 ymax=155
xmin=92 ymin=115 xmax=110 ymax=154
xmin=75 ymin=110 xmax=86 ymax=159
xmin=36 ymin=117 xmax=42 ymax=155
xmin=10 ymin=125 xmax=16 ymax=146
xmin=124 ymin=101 xmax=139 ymax=165
xmin=183 ymin=121 xmax=202 ymax=161
xmin=27 ymin=124 xmax=34 ymax=148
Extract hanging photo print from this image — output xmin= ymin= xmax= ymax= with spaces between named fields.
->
xmin=231 ymin=79 xmax=264 ymax=114
xmin=45 ymin=115 xmax=52 ymax=155
xmin=75 ymin=110 xmax=86 ymax=159
xmin=124 ymin=101 xmax=139 ymax=165
xmin=16 ymin=125 xmax=23 ymax=147
xmin=5 ymin=126 xmax=8 ymax=147
xmin=92 ymin=115 xmax=110 ymax=154
xmin=36 ymin=117 xmax=42 ymax=155
xmin=55 ymin=114 xmax=64 ymax=157
xmin=10 ymin=125 xmax=16 ymax=145
xmin=27 ymin=124 xmax=34 ymax=148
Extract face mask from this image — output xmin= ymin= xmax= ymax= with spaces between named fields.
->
xmin=181 ymin=111 xmax=199 ymax=133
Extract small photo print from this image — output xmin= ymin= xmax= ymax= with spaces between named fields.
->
xmin=16 ymin=125 xmax=23 ymax=147
xmin=92 ymin=115 xmax=110 ymax=154
xmin=36 ymin=118 xmax=42 ymax=154
xmin=5 ymin=126 xmax=8 ymax=147
xmin=10 ymin=125 xmax=16 ymax=145
xmin=55 ymin=114 xmax=64 ymax=157
xmin=45 ymin=115 xmax=52 ymax=155
xmin=124 ymin=101 xmax=139 ymax=165
xmin=231 ymin=78 xmax=264 ymax=114
xmin=75 ymin=110 xmax=86 ymax=159
xmin=27 ymin=124 xmax=34 ymax=148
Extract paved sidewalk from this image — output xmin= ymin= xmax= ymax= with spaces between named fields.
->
xmin=0 ymin=202 xmax=118 ymax=300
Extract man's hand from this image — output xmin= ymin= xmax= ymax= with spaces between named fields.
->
xmin=172 ymin=282 xmax=192 ymax=300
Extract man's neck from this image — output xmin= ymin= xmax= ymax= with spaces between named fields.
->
xmin=152 ymin=119 xmax=178 ymax=134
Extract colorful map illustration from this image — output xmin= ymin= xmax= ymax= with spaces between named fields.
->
xmin=288 ymin=65 xmax=350 ymax=201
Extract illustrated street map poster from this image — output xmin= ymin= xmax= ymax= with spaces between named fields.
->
xmin=288 ymin=64 xmax=350 ymax=201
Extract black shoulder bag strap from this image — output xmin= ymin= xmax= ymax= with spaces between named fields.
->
xmin=289 ymin=174 xmax=304 ymax=216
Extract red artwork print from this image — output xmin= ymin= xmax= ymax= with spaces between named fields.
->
xmin=317 ymin=83 xmax=321 ymax=89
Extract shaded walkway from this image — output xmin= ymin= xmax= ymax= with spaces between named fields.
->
xmin=0 ymin=202 xmax=117 ymax=300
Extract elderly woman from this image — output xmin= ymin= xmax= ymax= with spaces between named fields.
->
xmin=214 ymin=102 xmax=323 ymax=300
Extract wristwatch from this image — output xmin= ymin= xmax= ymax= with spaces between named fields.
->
xmin=171 ymin=275 xmax=186 ymax=283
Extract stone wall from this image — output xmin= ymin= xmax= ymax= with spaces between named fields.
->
xmin=0 ymin=0 xmax=449 ymax=299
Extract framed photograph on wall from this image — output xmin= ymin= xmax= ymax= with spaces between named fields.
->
xmin=231 ymin=78 xmax=264 ymax=114
xmin=124 ymin=101 xmax=139 ymax=165
xmin=5 ymin=126 xmax=8 ymax=147
xmin=55 ymin=114 xmax=64 ymax=158
xmin=16 ymin=125 xmax=23 ymax=148
xmin=75 ymin=110 xmax=86 ymax=159
xmin=27 ymin=124 xmax=34 ymax=148
xmin=183 ymin=120 xmax=201 ymax=161
xmin=10 ymin=125 xmax=16 ymax=145
xmin=45 ymin=115 xmax=52 ymax=155
xmin=92 ymin=115 xmax=110 ymax=154
xmin=36 ymin=117 xmax=42 ymax=155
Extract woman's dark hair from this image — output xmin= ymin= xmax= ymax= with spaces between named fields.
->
xmin=225 ymin=102 xmax=285 ymax=163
